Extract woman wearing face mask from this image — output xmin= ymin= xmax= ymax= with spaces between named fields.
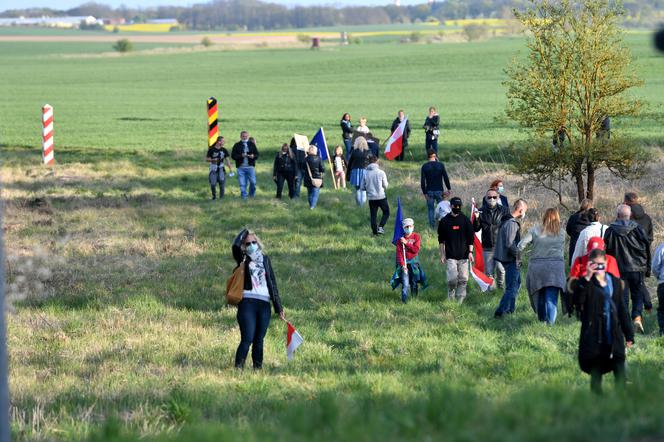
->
xmin=571 ymin=248 xmax=634 ymax=394
xmin=517 ymin=208 xmax=567 ymax=325
xmin=391 ymin=218 xmax=428 ymax=304
xmin=232 ymin=230 xmax=286 ymax=369
xmin=490 ymin=179 xmax=509 ymax=211
xmin=273 ymin=143 xmax=295 ymax=199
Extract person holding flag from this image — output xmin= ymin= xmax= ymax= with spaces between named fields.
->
xmin=469 ymin=197 xmax=496 ymax=293
xmin=473 ymin=189 xmax=509 ymax=289
xmin=310 ymin=127 xmax=336 ymax=189
xmin=390 ymin=110 xmax=411 ymax=161
xmin=390 ymin=213 xmax=428 ymax=304
xmin=384 ymin=112 xmax=410 ymax=161
xmin=438 ymin=197 xmax=475 ymax=303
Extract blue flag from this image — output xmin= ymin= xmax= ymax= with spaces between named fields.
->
xmin=310 ymin=127 xmax=329 ymax=161
xmin=392 ymin=197 xmax=404 ymax=246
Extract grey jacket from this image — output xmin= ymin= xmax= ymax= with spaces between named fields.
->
xmin=360 ymin=163 xmax=388 ymax=200
xmin=493 ymin=214 xmax=522 ymax=264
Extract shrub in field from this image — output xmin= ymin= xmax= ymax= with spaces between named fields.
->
xmin=112 ymin=26 xmax=119 ymax=33
xmin=113 ymin=39 xmax=133 ymax=53
xmin=409 ymin=31 xmax=423 ymax=43
xmin=463 ymin=24 xmax=488 ymax=41
xmin=297 ymin=34 xmax=311 ymax=44
xmin=201 ymin=36 xmax=213 ymax=47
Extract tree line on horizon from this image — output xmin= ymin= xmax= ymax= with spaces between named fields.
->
xmin=2 ymin=0 xmax=664 ymax=30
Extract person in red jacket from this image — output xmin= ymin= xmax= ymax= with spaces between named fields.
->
xmin=391 ymin=218 xmax=428 ymax=303
xmin=569 ymin=236 xmax=620 ymax=281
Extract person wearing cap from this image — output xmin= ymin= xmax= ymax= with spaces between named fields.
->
xmin=571 ymin=208 xmax=608 ymax=265
xmin=206 ymin=136 xmax=232 ymax=201
xmin=438 ymin=197 xmax=475 ymax=303
xmin=391 ymin=218 xmax=427 ymax=303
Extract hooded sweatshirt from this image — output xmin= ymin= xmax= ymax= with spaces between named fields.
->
xmin=603 ymin=220 xmax=650 ymax=273
xmin=629 ymin=203 xmax=654 ymax=243
xmin=360 ymin=163 xmax=388 ymax=200
xmin=493 ymin=213 xmax=522 ymax=264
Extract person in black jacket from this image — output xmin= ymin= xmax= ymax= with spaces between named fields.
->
xmin=303 ymin=145 xmax=325 ymax=209
xmin=566 ymin=199 xmax=593 ymax=265
xmin=273 ymin=143 xmax=295 ymax=199
xmin=473 ymin=188 xmax=509 ymax=289
xmin=571 ymin=248 xmax=634 ymax=394
xmin=340 ymin=113 xmax=353 ymax=162
xmin=206 ymin=136 xmax=232 ymax=201
xmin=624 ymin=192 xmax=654 ymax=269
xmin=391 ymin=110 xmax=411 ymax=161
xmin=604 ymin=204 xmax=652 ymax=333
xmin=438 ymin=197 xmax=475 ymax=303
xmin=232 ymin=230 xmax=286 ymax=370
xmin=347 ymin=140 xmax=369 ymax=207
xmin=421 ymin=149 xmax=452 ymax=228
xmin=423 ymin=106 xmax=440 ymax=155
xmin=289 ymin=138 xmax=307 ymax=198
xmin=231 ymin=131 xmax=259 ymax=201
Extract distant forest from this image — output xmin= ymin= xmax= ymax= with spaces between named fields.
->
xmin=3 ymin=0 xmax=664 ymax=29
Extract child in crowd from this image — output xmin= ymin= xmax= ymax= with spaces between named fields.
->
xmin=391 ymin=218 xmax=428 ymax=304
xmin=434 ymin=190 xmax=452 ymax=225
xmin=333 ymin=145 xmax=346 ymax=190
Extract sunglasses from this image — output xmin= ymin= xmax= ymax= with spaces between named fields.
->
xmin=487 ymin=196 xmax=498 ymax=200
xmin=245 ymin=241 xmax=258 ymax=246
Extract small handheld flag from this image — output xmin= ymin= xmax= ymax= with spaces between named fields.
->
xmin=286 ymin=322 xmax=303 ymax=361
xmin=384 ymin=117 xmax=408 ymax=161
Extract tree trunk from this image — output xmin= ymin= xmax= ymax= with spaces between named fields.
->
xmin=573 ymin=160 xmax=585 ymax=202
xmin=586 ymin=160 xmax=595 ymax=201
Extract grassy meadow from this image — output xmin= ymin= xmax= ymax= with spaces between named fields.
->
xmin=1 ymin=30 xmax=664 ymax=441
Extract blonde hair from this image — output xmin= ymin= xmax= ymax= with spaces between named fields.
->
xmin=334 ymin=145 xmax=343 ymax=156
xmin=241 ymin=230 xmax=265 ymax=253
xmin=542 ymin=208 xmax=561 ymax=236
xmin=308 ymin=145 xmax=318 ymax=156
xmin=353 ymin=137 xmax=368 ymax=151
xmin=359 ymin=117 xmax=367 ymax=126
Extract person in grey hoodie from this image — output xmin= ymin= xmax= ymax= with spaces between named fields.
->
xmin=360 ymin=155 xmax=389 ymax=235
xmin=493 ymin=199 xmax=528 ymax=318
xmin=651 ymin=241 xmax=664 ymax=336
xmin=603 ymin=204 xmax=652 ymax=333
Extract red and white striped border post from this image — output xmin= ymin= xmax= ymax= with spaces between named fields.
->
xmin=42 ymin=104 xmax=54 ymax=166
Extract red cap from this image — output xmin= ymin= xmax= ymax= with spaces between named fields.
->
xmin=586 ymin=236 xmax=605 ymax=254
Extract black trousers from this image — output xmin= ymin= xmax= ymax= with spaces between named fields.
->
xmin=622 ymin=271 xmax=651 ymax=319
xmin=396 ymin=142 xmax=408 ymax=161
xmin=657 ymin=283 xmax=664 ymax=334
xmin=275 ymin=172 xmax=295 ymax=199
xmin=369 ymin=198 xmax=390 ymax=234
xmin=588 ymin=344 xmax=626 ymax=394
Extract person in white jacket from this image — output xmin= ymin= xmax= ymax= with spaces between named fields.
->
xmin=571 ymin=208 xmax=608 ymax=264
xmin=360 ymin=155 xmax=390 ymax=235
xmin=652 ymin=242 xmax=664 ymax=337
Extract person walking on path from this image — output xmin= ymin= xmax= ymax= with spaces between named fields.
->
xmin=473 ymin=188 xmax=509 ymax=289
xmin=272 ymin=143 xmax=295 ymax=199
xmin=340 ymin=113 xmax=353 ymax=162
xmin=423 ymin=106 xmax=440 ymax=155
xmin=651 ymin=242 xmax=664 ymax=336
xmin=303 ymin=145 xmax=324 ymax=210
xmin=348 ymin=138 xmax=370 ymax=207
xmin=421 ymin=149 xmax=451 ymax=228
xmin=571 ymin=208 xmax=608 ymax=265
xmin=391 ymin=110 xmax=411 ymax=161
xmin=493 ymin=199 xmax=528 ymax=318
xmin=438 ymin=197 xmax=475 ymax=303
xmin=624 ymin=192 xmax=654 ymax=267
xmin=206 ymin=136 xmax=232 ymax=201
xmin=232 ymin=230 xmax=286 ymax=370
xmin=571 ymin=248 xmax=634 ymax=394
xmin=361 ymin=155 xmax=390 ymax=235
xmin=231 ymin=131 xmax=259 ymax=201
xmin=518 ymin=208 xmax=566 ymax=325
xmin=391 ymin=218 xmax=428 ymax=304
xmin=566 ymin=199 xmax=593 ymax=266
xmin=604 ymin=204 xmax=652 ymax=334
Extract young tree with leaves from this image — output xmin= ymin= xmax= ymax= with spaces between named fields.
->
xmin=504 ymin=0 xmax=646 ymax=203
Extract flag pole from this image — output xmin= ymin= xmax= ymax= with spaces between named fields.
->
xmin=321 ymin=128 xmax=338 ymax=190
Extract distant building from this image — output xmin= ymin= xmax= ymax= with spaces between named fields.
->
xmin=0 ymin=15 xmax=101 ymax=28
xmin=146 ymin=19 xmax=179 ymax=25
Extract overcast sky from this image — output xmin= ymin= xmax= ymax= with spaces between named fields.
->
xmin=3 ymin=0 xmax=425 ymax=11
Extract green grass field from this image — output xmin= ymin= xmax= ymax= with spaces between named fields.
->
xmin=2 ymin=32 xmax=664 ymax=441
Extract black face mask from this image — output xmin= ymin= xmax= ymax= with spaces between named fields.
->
xmin=451 ymin=207 xmax=462 ymax=215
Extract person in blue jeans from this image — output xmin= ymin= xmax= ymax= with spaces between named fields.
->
xmin=493 ymin=199 xmax=528 ymax=318
xmin=231 ymin=131 xmax=259 ymax=201
xmin=303 ymin=145 xmax=324 ymax=209
xmin=233 ymin=230 xmax=286 ymax=369
xmin=420 ymin=149 xmax=451 ymax=228
xmin=517 ymin=208 xmax=566 ymax=325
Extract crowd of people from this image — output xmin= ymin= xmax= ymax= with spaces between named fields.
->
xmin=211 ymin=112 xmax=661 ymax=394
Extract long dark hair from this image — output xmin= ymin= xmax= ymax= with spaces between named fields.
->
xmin=341 ymin=112 xmax=350 ymax=121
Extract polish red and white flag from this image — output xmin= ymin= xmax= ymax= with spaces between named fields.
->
xmin=287 ymin=322 xmax=303 ymax=361
xmin=470 ymin=198 xmax=494 ymax=292
xmin=384 ymin=117 xmax=408 ymax=160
